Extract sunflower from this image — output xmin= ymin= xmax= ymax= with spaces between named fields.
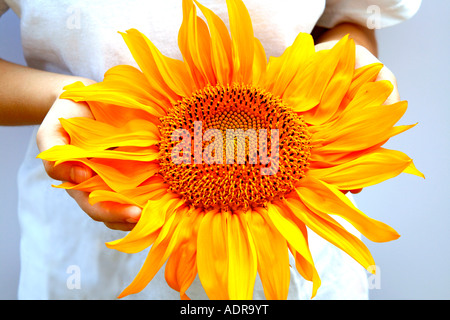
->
xmin=38 ymin=0 xmax=423 ymax=300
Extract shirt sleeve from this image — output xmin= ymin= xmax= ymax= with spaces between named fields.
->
xmin=0 ymin=0 xmax=9 ymax=17
xmin=317 ymin=0 xmax=422 ymax=29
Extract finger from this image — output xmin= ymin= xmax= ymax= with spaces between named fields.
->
xmin=341 ymin=188 xmax=363 ymax=194
xmin=43 ymin=160 xmax=93 ymax=184
xmin=314 ymin=40 xmax=338 ymax=52
xmin=37 ymin=99 xmax=94 ymax=183
xmin=66 ymin=189 xmax=142 ymax=224
xmin=37 ymin=99 xmax=93 ymax=152
xmin=376 ymin=67 xmax=401 ymax=105
xmin=104 ymin=221 xmax=137 ymax=232
xmin=354 ymin=45 xmax=401 ymax=105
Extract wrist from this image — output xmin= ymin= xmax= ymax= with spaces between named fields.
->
xmin=314 ymin=22 xmax=378 ymax=57
xmin=50 ymin=76 xmax=95 ymax=104
xmin=0 ymin=58 xmax=96 ymax=125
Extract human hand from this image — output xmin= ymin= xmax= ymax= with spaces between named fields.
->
xmin=353 ymin=44 xmax=400 ymax=106
xmin=315 ymin=41 xmax=401 ymax=106
xmin=36 ymin=84 xmax=142 ymax=231
xmin=314 ymin=40 xmax=401 ymax=196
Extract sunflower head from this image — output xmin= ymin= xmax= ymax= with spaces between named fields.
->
xmin=38 ymin=0 xmax=423 ymax=300
xmin=159 ymin=82 xmax=312 ymax=211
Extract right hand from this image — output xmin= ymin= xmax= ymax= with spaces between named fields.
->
xmin=37 ymin=88 xmax=142 ymax=231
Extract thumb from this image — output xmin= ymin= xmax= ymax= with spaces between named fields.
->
xmin=42 ymin=160 xmax=93 ymax=184
xmin=37 ymin=98 xmax=94 ymax=183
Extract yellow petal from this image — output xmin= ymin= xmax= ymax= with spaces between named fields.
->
xmin=38 ymin=144 xmax=160 ymax=163
xmin=309 ymin=147 xmax=424 ymax=190
xmin=403 ymin=160 xmax=425 ymax=178
xmin=310 ymin=142 xmax=385 ymax=169
xmin=295 ymin=176 xmax=400 ymax=242
xmin=226 ymin=0 xmax=254 ymax=83
xmin=284 ymin=35 xmax=351 ymax=114
xmin=165 ymin=208 xmax=203 ymax=300
xmin=61 ymin=84 xmax=166 ymax=119
xmin=117 ymin=206 xmax=187 ymax=298
xmin=324 ymin=63 xmax=385 ymax=122
xmin=38 ymin=145 xmax=160 ymax=195
xmin=227 ymin=211 xmax=257 ymax=300
xmin=50 ymin=158 xmax=159 ymax=193
xmin=60 ymin=69 xmax=168 ymax=118
xmin=53 ymin=174 xmax=110 ymax=193
xmin=264 ymin=32 xmax=314 ymax=97
xmin=165 ymin=246 xmax=197 ymax=300
xmin=197 ymin=208 xmax=229 ymax=299
xmin=106 ymin=193 xmax=185 ymax=254
xmin=88 ymin=190 xmax=140 ymax=207
xmin=87 ymin=100 xmax=161 ymax=129
xmin=247 ymin=209 xmax=290 ymax=300
xmin=344 ymin=80 xmax=394 ymax=112
xmin=88 ymin=175 xmax=168 ymax=208
xmin=103 ymin=64 xmax=172 ymax=109
xmin=179 ymin=0 xmax=210 ymax=88
xmin=302 ymin=38 xmax=355 ymax=125
xmin=347 ymin=62 xmax=384 ymax=100
xmin=282 ymin=196 xmax=376 ymax=272
xmin=194 ymin=0 xmax=233 ymax=84
xmin=60 ymin=117 xmax=160 ymax=151
xmin=121 ymin=29 xmax=194 ymax=100
xmin=182 ymin=7 xmax=216 ymax=85
xmin=264 ymin=203 xmax=321 ymax=298
xmin=252 ymin=38 xmax=267 ymax=86
xmin=312 ymin=101 xmax=412 ymax=153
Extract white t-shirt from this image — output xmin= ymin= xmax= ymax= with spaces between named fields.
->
xmin=1 ymin=0 xmax=420 ymax=300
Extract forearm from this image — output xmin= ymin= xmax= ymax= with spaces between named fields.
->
xmin=312 ymin=22 xmax=378 ymax=57
xmin=0 ymin=58 xmax=92 ymax=126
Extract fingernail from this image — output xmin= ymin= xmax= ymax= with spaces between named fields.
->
xmin=126 ymin=206 xmax=142 ymax=223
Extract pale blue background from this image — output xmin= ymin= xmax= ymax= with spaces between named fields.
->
xmin=1 ymin=1 xmax=449 ymax=299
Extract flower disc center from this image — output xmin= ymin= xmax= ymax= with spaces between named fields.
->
xmin=159 ymin=83 xmax=311 ymax=211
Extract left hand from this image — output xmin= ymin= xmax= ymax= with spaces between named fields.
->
xmin=37 ymin=83 xmax=142 ymax=231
